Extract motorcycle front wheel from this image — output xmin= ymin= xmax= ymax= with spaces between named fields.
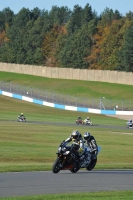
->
xmin=52 ymin=158 xmax=62 ymax=173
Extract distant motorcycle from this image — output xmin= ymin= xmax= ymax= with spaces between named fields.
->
xmin=17 ymin=115 xmax=26 ymax=122
xmin=52 ymin=141 xmax=101 ymax=173
xmin=76 ymin=119 xmax=84 ymax=125
xmin=126 ymin=122 xmax=133 ymax=128
xmin=83 ymin=119 xmax=93 ymax=126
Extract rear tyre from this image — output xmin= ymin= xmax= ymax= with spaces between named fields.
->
xmin=52 ymin=158 xmax=62 ymax=173
xmin=86 ymin=158 xmax=97 ymax=171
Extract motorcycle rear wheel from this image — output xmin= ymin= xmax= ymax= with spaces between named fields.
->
xmin=52 ymin=158 xmax=62 ymax=173
xmin=86 ymin=158 xmax=97 ymax=171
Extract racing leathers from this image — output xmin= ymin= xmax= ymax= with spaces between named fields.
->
xmin=86 ymin=135 xmax=98 ymax=159
xmin=63 ymin=133 xmax=84 ymax=164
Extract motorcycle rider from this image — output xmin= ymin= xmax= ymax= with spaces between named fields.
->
xmin=20 ymin=113 xmax=24 ymax=118
xmin=127 ymin=119 xmax=133 ymax=127
xmin=86 ymin=116 xmax=90 ymax=121
xmin=61 ymin=130 xmax=85 ymax=165
xmin=85 ymin=116 xmax=91 ymax=122
xmin=83 ymin=132 xmax=98 ymax=161
xmin=77 ymin=116 xmax=83 ymax=120
xmin=128 ymin=119 xmax=132 ymax=123
xmin=76 ymin=116 xmax=83 ymax=125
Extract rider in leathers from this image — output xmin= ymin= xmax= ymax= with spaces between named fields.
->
xmin=83 ymin=132 xmax=98 ymax=161
xmin=62 ymin=130 xmax=84 ymax=165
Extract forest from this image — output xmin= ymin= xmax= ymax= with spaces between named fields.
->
xmin=0 ymin=3 xmax=133 ymax=72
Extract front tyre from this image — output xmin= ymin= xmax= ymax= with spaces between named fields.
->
xmin=86 ymin=158 xmax=97 ymax=171
xmin=52 ymin=158 xmax=62 ymax=173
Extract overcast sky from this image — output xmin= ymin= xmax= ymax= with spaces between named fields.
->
xmin=0 ymin=0 xmax=133 ymax=16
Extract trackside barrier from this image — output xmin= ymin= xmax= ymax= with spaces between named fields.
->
xmin=1 ymin=90 xmax=133 ymax=116
xmin=0 ymin=81 xmax=133 ymax=111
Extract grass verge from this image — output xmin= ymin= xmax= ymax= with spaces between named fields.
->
xmin=1 ymin=191 xmax=133 ymax=200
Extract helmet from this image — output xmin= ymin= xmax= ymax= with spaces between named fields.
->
xmin=83 ymin=132 xmax=91 ymax=140
xmin=87 ymin=117 xmax=90 ymax=120
xmin=71 ymin=130 xmax=80 ymax=139
xmin=21 ymin=113 xmax=23 ymax=115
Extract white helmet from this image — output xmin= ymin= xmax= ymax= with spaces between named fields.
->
xmin=71 ymin=130 xmax=80 ymax=139
xmin=83 ymin=132 xmax=90 ymax=140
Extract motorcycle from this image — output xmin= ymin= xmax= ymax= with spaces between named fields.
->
xmin=52 ymin=141 xmax=101 ymax=173
xmin=126 ymin=122 xmax=133 ymax=128
xmin=17 ymin=115 xmax=26 ymax=122
xmin=83 ymin=119 xmax=93 ymax=126
xmin=76 ymin=119 xmax=84 ymax=125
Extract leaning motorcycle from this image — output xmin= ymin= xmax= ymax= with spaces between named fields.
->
xmin=76 ymin=119 xmax=84 ymax=125
xmin=17 ymin=116 xmax=26 ymax=122
xmin=52 ymin=141 xmax=101 ymax=173
xmin=126 ymin=122 xmax=133 ymax=128
xmin=83 ymin=119 xmax=93 ymax=126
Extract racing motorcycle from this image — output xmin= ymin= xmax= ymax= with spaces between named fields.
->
xmin=52 ymin=141 xmax=101 ymax=173
xmin=126 ymin=122 xmax=133 ymax=128
xmin=76 ymin=119 xmax=84 ymax=125
xmin=17 ymin=115 xmax=26 ymax=122
xmin=83 ymin=119 xmax=93 ymax=126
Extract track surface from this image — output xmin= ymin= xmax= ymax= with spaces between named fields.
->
xmin=0 ymin=170 xmax=133 ymax=197
xmin=0 ymin=119 xmax=132 ymax=131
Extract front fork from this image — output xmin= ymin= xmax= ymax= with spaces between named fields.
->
xmin=57 ymin=155 xmax=66 ymax=168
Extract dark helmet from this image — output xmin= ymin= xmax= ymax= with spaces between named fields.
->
xmin=83 ymin=132 xmax=91 ymax=140
xmin=71 ymin=130 xmax=80 ymax=139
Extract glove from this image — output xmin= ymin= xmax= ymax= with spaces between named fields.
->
xmin=78 ymin=147 xmax=83 ymax=154
xmin=72 ymin=138 xmax=75 ymax=142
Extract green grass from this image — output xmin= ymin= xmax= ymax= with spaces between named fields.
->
xmin=0 ymin=72 xmax=132 ymax=172
xmin=1 ymin=191 xmax=133 ymax=200
xmin=0 ymin=71 xmax=133 ymax=100
xmin=0 ymin=95 xmax=133 ymax=172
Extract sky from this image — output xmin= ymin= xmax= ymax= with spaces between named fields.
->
xmin=0 ymin=0 xmax=133 ymax=16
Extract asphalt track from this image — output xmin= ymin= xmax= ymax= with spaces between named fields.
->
xmin=0 ymin=170 xmax=133 ymax=197
xmin=1 ymin=119 xmax=132 ymax=131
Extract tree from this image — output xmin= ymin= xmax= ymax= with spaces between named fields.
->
xmin=99 ymin=8 xmax=122 ymax=27
xmin=49 ymin=6 xmax=71 ymax=26
xmin=56 ymin=26 xmax=92 ymax=68
xmin=118 ymin=23 xmax=133 ymax=72
xmin=42 ymin=25 xmax=67 ymax=66
xmin=67 ymin=5 xmax=83 ymax=34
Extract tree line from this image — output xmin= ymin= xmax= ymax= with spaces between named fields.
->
xmin=0 ymin=4 xmax=133 ymax=72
